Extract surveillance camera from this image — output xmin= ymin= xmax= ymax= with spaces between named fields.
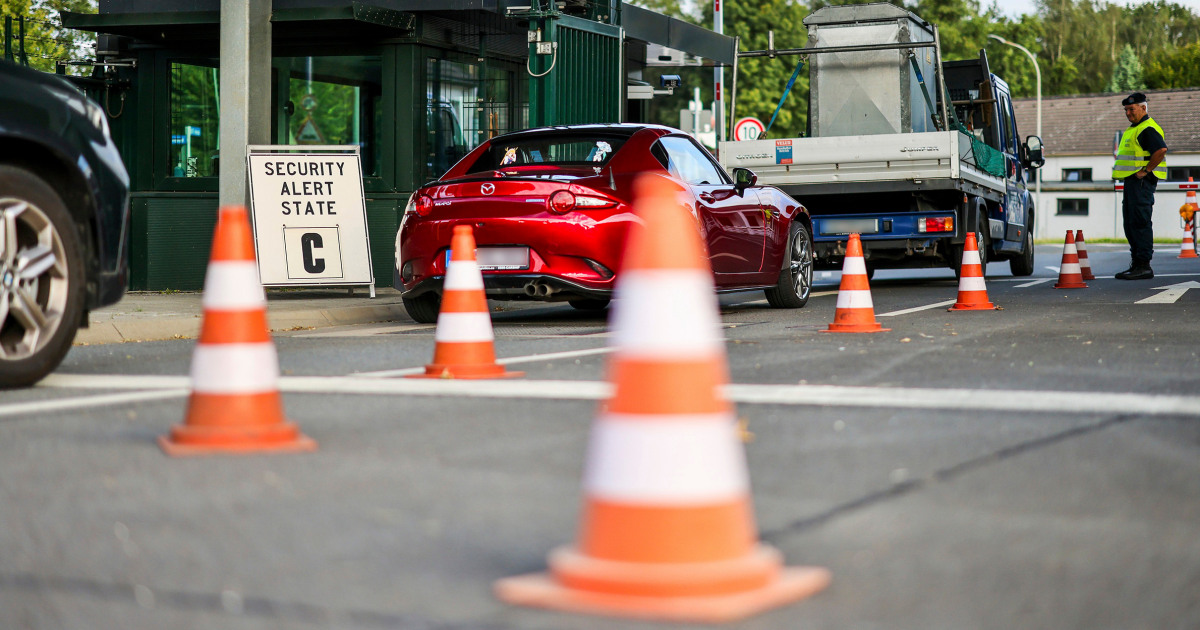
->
xmin=660 ymin=75 xmax=682 ymax=89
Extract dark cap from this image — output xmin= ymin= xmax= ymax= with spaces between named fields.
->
xmin=1121 ymin=92 xmax=1147 ymax=106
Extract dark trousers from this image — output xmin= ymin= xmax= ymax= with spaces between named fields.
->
xmin=1122 ymin=175 xmax=1157 ymax=264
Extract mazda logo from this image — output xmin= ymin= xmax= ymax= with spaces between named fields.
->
xmin=481 ymin=183 xmax=495 ymax=195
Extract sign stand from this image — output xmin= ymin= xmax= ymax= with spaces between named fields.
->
xmin=246 ymin=145 xmax=375 ymax=297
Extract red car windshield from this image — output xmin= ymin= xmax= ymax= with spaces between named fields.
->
xmin=467 ymin=134 xmax=628 ymax=173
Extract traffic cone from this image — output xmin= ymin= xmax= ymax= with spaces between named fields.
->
xmin=824 ymin=233 xmax=889 ymax=332
xmin=1053 ymin=230 xmax=1088 ymax=289
xmin=949 ymin=231 xmax=997 ymax=310
xmin=1076 ymin=230 xmax=1096 ymax=281
xmin=494 ymin=174 xmax=831 ymax=623
xmin=1183 ymin=178 xmax=1200 ymax=259
xmin=159 ymin=206 xmax=316 ymax=456
xmin=1180 ymin=221 xmax=1198 ymax=259
xmin=408 ymin=225 xmax=521 ymax=379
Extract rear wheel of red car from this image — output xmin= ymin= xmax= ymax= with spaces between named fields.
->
xmin=0 ymin=165 xmax=86 ymax=388
xmin=568 ymin=298 xmax=610 ymax=311
xmin=765 ymin=221 xmax=813 ymax=309
xmin=403 ymin=292 xmax=441 ymax=324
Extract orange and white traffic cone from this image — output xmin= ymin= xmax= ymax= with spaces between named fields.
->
xmin=949 ymin=232 xmax=997 ymax=310
xmin=1180 ymin=221 xmax=1198 ymax=259
xmin=1184 ymin=178 xmax=1200 ymax=259
xmin=824 ymin=233 xmax=889 ymax=332
xmin=494 ymin=174 xmax=830 ymax=623
xmin=1076 ymin=230 xmax=1097 ymax=281
xmin=1053 ymin=230 xmax=1088 ymax=289
xmin=409 ymin=225 xmax=521 ymax=379
xmin=159 ymin=206 xmax=316 ymax=456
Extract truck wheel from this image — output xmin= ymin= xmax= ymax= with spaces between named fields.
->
xmin=403 ymin=292 xmax=441 ymax=324
xmin=765 ymin=221 xmax=813 ymax=308
xmin=951 ymin=207 xmax=990 ymax=280
xmin=1009 ymin=221 xmax=1035 ymax=276
xmin=0 ymin=166 xmax=86 ymax=388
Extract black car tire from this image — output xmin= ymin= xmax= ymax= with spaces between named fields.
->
xmin=951 ymin=207 xmax=990 ymax=280
xmin=1010 ymin=219 xmax=1035 ymax=277
xmin=568 ymin=298 xmax=610 ymax=311
xmin=765 ymin=221 xmax=813 ymax=309
xmin=403 ymin=292 xmax=441 ymax=324
xmin=0 ymin=165 xmax=86 ymax=388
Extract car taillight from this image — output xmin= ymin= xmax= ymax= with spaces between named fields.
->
xmin=575 ymin=195 xmax=617 ymax=209
xmin=548 ymin=190 xmax=576 ymax=214
xmin=414 ymin=193 xmax=433 ymax=217
xmin=919 ymin=216 xmax=954 ymax=233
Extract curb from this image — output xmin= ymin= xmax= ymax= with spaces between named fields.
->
xmin=74 ymin=303 xmax=410 ymax=346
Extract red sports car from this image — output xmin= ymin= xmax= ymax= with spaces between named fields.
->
xmin=394 ymin=124 xmax=813 ymax=323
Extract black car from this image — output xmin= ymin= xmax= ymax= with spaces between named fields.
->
xmin=0 ymin=60 xmax=130 ymax=386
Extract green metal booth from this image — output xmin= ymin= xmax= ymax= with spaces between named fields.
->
xmin=62 ymin=0 xmax=734 ymax=291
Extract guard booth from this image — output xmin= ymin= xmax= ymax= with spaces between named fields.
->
xmin=61 ymin=0 xmax=733 ymax=290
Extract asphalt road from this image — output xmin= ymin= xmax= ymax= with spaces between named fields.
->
xmin=2 ymin=243 xmax=1199 ymax=630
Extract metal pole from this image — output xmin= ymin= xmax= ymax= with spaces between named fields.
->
xmin=729 ymin=36 xmax=739 ymax=128
xmin=714 ymin=0 xmax=725 ymax=149
xmin=988 ymin=35 xmax=1041 ymax=238
xmin=219 ymin=0 xmax=272 ymax=209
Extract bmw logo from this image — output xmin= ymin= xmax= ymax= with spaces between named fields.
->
xmin=481 ymin=183 xmax=495 ymax=195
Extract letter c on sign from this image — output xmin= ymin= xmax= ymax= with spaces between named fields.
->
xmin=301 ymin=233 xmax=326 ymax=274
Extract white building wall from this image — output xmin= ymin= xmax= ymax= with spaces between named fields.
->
xmin=1034 ymin=153 xmax=1200 ymax=241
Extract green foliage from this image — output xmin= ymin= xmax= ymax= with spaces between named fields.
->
xmin=1 ymin=0 xmax=96 ymax=75
xmin=1106 ymin=44 xmax=1145 ymax=92
xmin=1144 ymin=41 xmax=1200 ymax=88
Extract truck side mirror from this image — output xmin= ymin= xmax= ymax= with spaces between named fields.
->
xmin=1023 ymin=135 xmax=1045 ymax=169
xmin=733 ymin=167 xmax=757 ymax=195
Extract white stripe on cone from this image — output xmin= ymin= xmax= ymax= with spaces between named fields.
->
xmin=434 ymin=312 xmax=495 ymax=342
xmin=835 ymin=289 xmax=875 ymax=309
xmin=191 ymin=343 xmax=280 ymax=393
xmin=202 ymin=262 xmax=266 ymax=309
xmin=961 ymin=249 xmax=981 ymax=265
xmin=958 ymin=276 xmax=988 ymax=292
xmin=612 ymin=271 xmax=722 ymax=358
xmin=444 ymin=260 xmax=485 ymax=291
xmin=584 ymin=414 xmax=749 ymax=504
xmin=842 ymin=256 xmax=867 ymax=275
xmin=1061 ymin=263 xmax=1082 ymax=274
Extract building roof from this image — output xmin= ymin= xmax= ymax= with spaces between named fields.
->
xmin=1014 ymin=88 xmax=1200 ymax=156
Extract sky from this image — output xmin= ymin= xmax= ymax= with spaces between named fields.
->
xmin=999 ymin=0 xmax=1200 ymax=17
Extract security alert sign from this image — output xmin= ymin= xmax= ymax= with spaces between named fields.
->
xmin=247 ymin=147 xmax=374 ymax=291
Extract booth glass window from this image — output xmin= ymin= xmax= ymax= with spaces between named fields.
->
xmin=1062 ymin=168 xmax=1092 ymax=182
xmin=1168 ymin=166 xmax=1200 ymax=182
xmin=426 ymin=58 xmax=524 ymax=181
xmin=169 ymin=62 xmax=220 ymax=178
xmin=283 ymin=55 xmax=383 ymax=177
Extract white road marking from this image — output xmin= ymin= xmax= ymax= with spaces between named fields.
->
xmin=1044 ymin=265 xmax=1060 ymax=274
xmin=1135 ymin=280 xmax=1200 ymax=304
xmin=37 ymin=374 xmax=1200 ymax=417
xmin=354 ymin=346 xmax=617 ymax=378
xmin=877 ymin=300 xmax=956 ymax=317
xmin=1014 ymin=278 xmax=1054 ymax=288
xmin=0 ymin=388 xmax=188 ymax=418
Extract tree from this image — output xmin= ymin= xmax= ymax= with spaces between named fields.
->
xmin=1144 ymin=40 xmax=1200 ymax=88
xmin=1 ymin=0 xmax=97 ymax=76
xmin=1106 ymin=44 xmax=1145 ymax=92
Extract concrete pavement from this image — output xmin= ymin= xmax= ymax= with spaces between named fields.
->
xmin=75 ymin=287 xmax=411 ymax=346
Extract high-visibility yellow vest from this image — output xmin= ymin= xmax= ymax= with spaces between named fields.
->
xmin=1112 ymin=117 xmax=1167 ymax=179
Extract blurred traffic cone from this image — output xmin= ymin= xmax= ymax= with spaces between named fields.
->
xmin=824 ymin=233 xmax=889 ymax=332
xmin=1180 ymin=221 xmax=1198 ymax=259
xmin=949 ymin=232 xmax=997 ymax=310
xmin=159 ymin=206 xmax=316 ymax=456
xmin=1053 ymin=230 xmax=1088 ymax=289
xmin=1075 ymin=230 xmax=1096 ymax=280
xmin=494 ymin=175 xmax=830 ymax=623
xmin=409 ymin=225 xmax=521 ymax=379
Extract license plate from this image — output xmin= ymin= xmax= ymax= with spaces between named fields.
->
xmin=447 ymin=246 xmax=530 ymax=270
xmin=820 ymin=218 xmax=879 ymax=236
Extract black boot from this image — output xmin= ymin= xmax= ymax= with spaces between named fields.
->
xmin=1115 ymin=261 xmax=1154 ymax=280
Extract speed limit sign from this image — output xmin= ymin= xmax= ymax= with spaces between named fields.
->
xmin=733 ymin=117 xmax=765 ymax=141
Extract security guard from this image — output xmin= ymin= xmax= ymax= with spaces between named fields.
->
xmin=1112 ymin=92 xmax=1168 ymax=280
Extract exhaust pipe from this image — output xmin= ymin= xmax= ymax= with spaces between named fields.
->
xmin=524 ymin=282 xmax=540 ymax=297
xmin=524 ymin=281 xmax=558 ymax=297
